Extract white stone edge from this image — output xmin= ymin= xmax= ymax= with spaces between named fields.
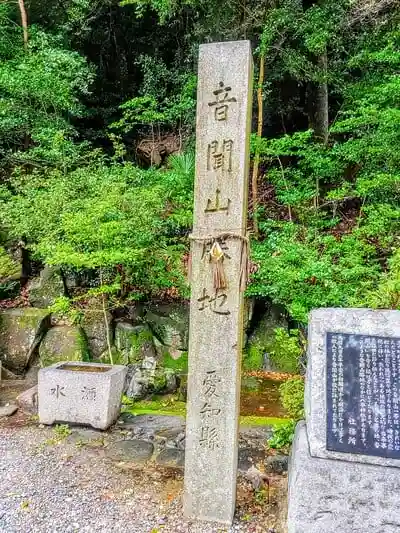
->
xmin=38 ymin=361 xmax=127 ymax=377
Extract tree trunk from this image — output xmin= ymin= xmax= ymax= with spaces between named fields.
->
xmin=18 ymin=0 xmax=29 ymax=51
xmin=307 ymin=48 xmax=328 ymax=208
xmin=309 ymin=50 xmax=328 ymax=144
xmin=251 ymin=53 xmax=265 ymax=239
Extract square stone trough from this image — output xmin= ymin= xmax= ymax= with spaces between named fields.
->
xmin=38 ymin=361 xmax=127 ymax=430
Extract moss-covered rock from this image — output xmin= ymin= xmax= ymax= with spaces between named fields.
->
xmin=115 ymin=322 xmax=156 ymax=364
xmin=0 ymin=308 xmax=51 ymax=374
xmin=27 ymin=266 xmax=65 ymax=308
xmin=38 ymin=325 xmax=89 ymax=367
xmin=144 ymin=302 xmax=189 ymax=360
xmin=81 ymin=301 xmax=112 ymax=359
xmin=245 ymin=304 xmax=288 ymax=371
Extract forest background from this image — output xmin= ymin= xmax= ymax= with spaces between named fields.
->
xmin=0 ymin=0 xmax=399 ymax=337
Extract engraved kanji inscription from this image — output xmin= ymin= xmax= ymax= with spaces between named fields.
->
xmin=204 ymin=189 xmax=231 ymax=214
xmin=81 ymin=386 xmax=97 ymax=401
xmin=200 ymin=402 xmax=222 ymax=417
xmin=203 ymin=370 xmax=222 ymax=398
xmin=327 ymin=332 xmax=400 ymax=459
xmin=208 ymin=81 xmax=237 ymax=121
xmin=199 ymin=426 xmax=220 ymax=450
xmin=50 ymin=384 xmax=66 ymax=399
xmin=207 ymin=140 xmax=233 ymax=171
xmin=197 ymin=288 xmax=231 ymax=315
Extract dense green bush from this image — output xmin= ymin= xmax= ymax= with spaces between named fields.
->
xmin=0 ymin=154 xmax=194 ymax=299
xmin=268 ymin=420 xmax=297 ymax=450
xmin=0 ymin=0 xmax=398 ymax=329
xmin=279 ymin=378 xmax=305 ymax=420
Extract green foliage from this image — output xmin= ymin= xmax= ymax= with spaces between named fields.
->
xmin=0 ymin=6 xmax=93 ymax=170
xmin=0 ymin=246 xmax=19 ymax=279
xmin=279 ymin=378 xmax=304 ymax=420
xmin=266 ymin=328 xmax=303 ymax=373
xmin=249 ymin=226 xmax=381 ymax=322
xmin=0 ymin=155 xmax=193 ymax=299
xmin=0 ymin=0 xmax=398 ymax=341
xmin=111 ymin=72 xmax=196 ymax=135
xmin=268 ymin=419 xmax=296 ymax=450
xmin=162 ymin=352 xmax=188 ymax=373
xmin=242 ymin=343 xmax=264 ymax=371
xmin=248 ymin=13 xmax=400 ymax=320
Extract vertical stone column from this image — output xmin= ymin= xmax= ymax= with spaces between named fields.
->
xmin=184 ymin=40 xmax=253 ymax=525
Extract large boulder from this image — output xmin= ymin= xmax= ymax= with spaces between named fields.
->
xmin=125 ymin=355 xmax=158 ymax=399
xmin=114 ymin=322 xmax=156 ymax=365
xmin=124 ymin=358 xmax=178 ymax=400
xmin=38 ymin=325 xmax=89 ymax=367
xmin=0 ymin=308 xmax=51 ymax=374
xmin=144 ymin=303 xmax=189 ymax=360
xmin=27 ymin=266 xmax=65 ymax=308
xmin=81 ymin=302 xmax=112 ymax=359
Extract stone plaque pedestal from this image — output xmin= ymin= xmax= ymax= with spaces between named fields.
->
xmin=288 ymin=422 xmax=400 ymax=533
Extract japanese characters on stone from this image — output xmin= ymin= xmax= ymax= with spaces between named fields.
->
xmin=327 ymin=332 xmax=400 ymax=459
xmin=199 ymin=370 xmax=222 ymax=450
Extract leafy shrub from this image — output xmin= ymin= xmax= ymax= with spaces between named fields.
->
xmin=0 ymin=154 xmax=194 ymax=301
xmin=279 ymin=378 xmax=305 ymax=420
xmin=267 ymin=328 xmax=303 ymax=373
xmin=268 ymin=420 xmax=297 ymax=450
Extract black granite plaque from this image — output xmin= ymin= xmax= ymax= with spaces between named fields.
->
xmin=326 ymin=332 xmax=400 ymax=459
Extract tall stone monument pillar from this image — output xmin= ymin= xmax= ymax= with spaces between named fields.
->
xmin=183 ymin=41 xmax=253 ymax=525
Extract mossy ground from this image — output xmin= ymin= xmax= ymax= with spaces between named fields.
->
xmin=121 ymin=395 xmax=289 ymax=426
xmin=161 ymin=351 xmax=188 ymax=373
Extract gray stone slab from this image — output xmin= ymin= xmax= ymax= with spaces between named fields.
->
xmin=306 ymin=307 xmax=400 ymax=467
xmin=288 ymin=422 xmax=400 ymax=533
xmin=108 ymin=439 xmax=154 ymax=463
xmin=156 ymin=448 xmax=185 ymax=469
xmin=184 ymin=40 xmax=253 ymax=526
xmin=38 ymin=361 xmax=127 ymax=430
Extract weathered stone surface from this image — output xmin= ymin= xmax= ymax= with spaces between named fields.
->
xmin=145 ymin=303 xmax=189 ymax=359
xmin=39 ymin=325 xmax=88 ymax=367
xmin=115 ymin=322 xmax=156 ymax=365
xmin=288 ymin=422 xmax=400 ymax=533
xmin=116 ymin=413 xmax=184 ymax=435
xmin=124 ymin=355 xmax=157 ymax=399
xmin=108 ymin=439 xmax=154 ymax=463
xmin=0 ymin=403 xmax=18 ymax=417
xmin=306 ymin=308 xmax=400 ymax=468
xmin=16 ymin=385 xmax=38 ymax=414
xmin=81 ymin=304 xmax=112 ymax=359
xmin=0 ymin=308 xmax=51 ymax=374
xmin=156 ymin=448 xmax=185 ymax=468
xmin=184 ymin=40 xmax=253 ymax=526
xmin=237 ymin=447 xmax=266 ymax=472
xmin=38 ymin=361 xmax=127 ymax=430
xmin=0 ymin=366 xmax=18 ymax=380
xmin=27 ymin=266 xmax=65 ymax=308
xmin=265 ymin=454 xmax=289 ymax=474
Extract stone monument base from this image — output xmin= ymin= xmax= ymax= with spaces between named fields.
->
xmin=288 ymin=422 xmax=400 ymax=533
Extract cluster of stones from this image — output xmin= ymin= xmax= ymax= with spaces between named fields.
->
xmin=0 ymin=266 xmax=189 ymax=400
